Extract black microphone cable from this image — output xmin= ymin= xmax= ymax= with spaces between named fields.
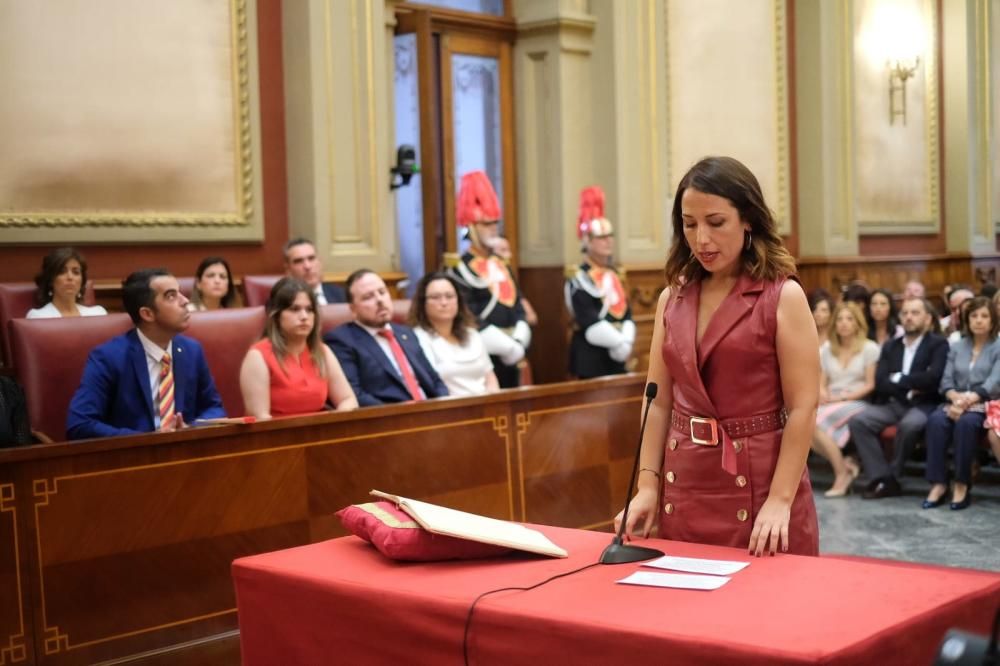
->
xmin=462 ymin=561 xmax=601 ymax=666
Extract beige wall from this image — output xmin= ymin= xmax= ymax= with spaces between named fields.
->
xmin=285 ymin=0 xmax=999 ymax=271
xmin=282 ymin=0 xmax=398 ymax=273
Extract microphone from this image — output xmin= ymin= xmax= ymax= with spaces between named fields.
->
xmin=934 ymin=604 xmax=999 ymax=665
xmin=599 ymin=382 xmax=665 ymax=565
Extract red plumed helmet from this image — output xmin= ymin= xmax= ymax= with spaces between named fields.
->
xmin=577 ymin=185 xmax=613 ymax=239
xmin=456 ymin=171 xmax=501 ymax=227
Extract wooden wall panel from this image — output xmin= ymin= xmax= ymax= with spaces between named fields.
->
xmin=0 ymin=375 xmax=644 ymax=665
xmin=520 ymin=266 xmax=572 ymax=384
xmin=797 ymin=254 xmax=1000 ymax=304
xmin=516 ymin=388 xmax=641 ymax=529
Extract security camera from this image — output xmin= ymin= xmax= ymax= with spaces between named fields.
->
xmin=390 ymin=145 xmax=420 ymax=190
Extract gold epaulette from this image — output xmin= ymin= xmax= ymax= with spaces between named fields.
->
xmin=564 ymin=264 xmax=578 ymax=279
xmin=443 ymin=252 xmax=461 ymax=269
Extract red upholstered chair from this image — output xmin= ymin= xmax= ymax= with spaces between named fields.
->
xmin=318 ymin=300 xmax=411 ymax=337
xmin=393 ymin=299 xmax=412 ymax=325
xmin=9 ymin=314 xmax=132 ymax=441
xmin=185 ymin=307 xmax=265 ymax=417
xmin=319 ymin=304 xmax=354 ymax=336
xmin=0 ymin=281 xmax=97 ymax=369
xmin=242 ymin=275 xmax=282 ymax=308
xmin=177 ymin=277 xmax=195 ymax=299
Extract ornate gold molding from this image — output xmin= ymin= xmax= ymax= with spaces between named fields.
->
xmin=0 ymin=0 xmax=256 ymax=231
xmin=773 ymin=0 xmax=791 ymax=236
xmin=854 ymin=0 xmax=941 ymax=233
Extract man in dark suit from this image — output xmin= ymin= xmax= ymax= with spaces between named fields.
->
xmin=284 ymin=237 xmax=346 ymax=304
xmin=67 ymin=269 xmax=225 ymax=440
xmin=324 ymin=269 xmax=447 ymax=406
xmin=847 ymin=297 xmax=948 ymax=499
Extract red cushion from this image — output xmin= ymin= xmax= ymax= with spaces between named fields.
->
xmin=336 ymin=501 xmax=510 ymax=561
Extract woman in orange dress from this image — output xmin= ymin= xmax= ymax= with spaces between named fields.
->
xmin=240 ymin=278 xmax=357 ymax=418
xmin=616 ymin=156 xmax=820 ymax=556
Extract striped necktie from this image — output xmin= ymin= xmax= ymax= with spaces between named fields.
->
xmin=159 ymin=353 xmax=175 ymax=426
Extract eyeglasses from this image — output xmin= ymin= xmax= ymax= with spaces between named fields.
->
xmin=426 ymin=293 xmax=457 ymax=302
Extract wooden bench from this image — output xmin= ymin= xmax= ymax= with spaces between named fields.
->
xmin=0 ymin=374 xmax=643 ymax=664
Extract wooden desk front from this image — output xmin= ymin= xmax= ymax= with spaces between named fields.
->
xmin=0 ymin=374 xmax=643 ymax=665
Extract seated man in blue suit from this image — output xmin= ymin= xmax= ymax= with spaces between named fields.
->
xmin=66 ymin=269 xmax=226 ymax=440
xmin=324 ymin=269 xmax=447 ymax=406
xmin=284 ymin=237 xmax=346 ymax=304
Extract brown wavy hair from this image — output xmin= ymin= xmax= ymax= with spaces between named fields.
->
xmin=664 ymin=156 xmax=796 ymax=287
xmin=409 ymin=272 xmax=474 ymax=345
xmin=960 ymin=296 xmax=1000 ymax=339
xmin=264 ymin=277 xmax=326 ymax=377
xmin=34 ymin=247 xmax=88 ymax=307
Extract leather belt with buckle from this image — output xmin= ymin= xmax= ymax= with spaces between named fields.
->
xmin=670 ymin=409 xmax=786 ymax=447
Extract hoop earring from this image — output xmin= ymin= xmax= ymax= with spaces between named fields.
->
xmin=744 ymin=230 xmax=752 ymax=252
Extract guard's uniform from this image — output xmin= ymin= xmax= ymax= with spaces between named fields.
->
xmin=448 ymin=171 xmax=531 ymax=388
xmin=566 ymin=261 xmax=634 ymax=378
xmin=565 ymin=185 xmax=635 ymax=378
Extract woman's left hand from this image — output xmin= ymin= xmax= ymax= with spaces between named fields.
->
xmin=747 ymin=496 xmax=792 ymax=556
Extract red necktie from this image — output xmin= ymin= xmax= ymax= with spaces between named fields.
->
xmin=377 ymin=328 xmax=424 ymax=401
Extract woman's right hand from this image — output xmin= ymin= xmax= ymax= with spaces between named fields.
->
xmin=613 ymin=486 xmax=660 ymax=540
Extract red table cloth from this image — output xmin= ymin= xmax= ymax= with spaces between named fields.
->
xmin=232 ymin=525 xmax=1000 ymax=665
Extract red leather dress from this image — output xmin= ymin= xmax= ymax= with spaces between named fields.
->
xmin=659 ymin=274 xmax=819 ymax=555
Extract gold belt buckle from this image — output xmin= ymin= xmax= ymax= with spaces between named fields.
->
xmin=689 ymin=416 xmax=718 ymax=446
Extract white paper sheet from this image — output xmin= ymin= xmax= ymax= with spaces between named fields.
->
xmin=642 ymin=555 xmax=749 ymax=576
xmin=617 ymin=571 xmax=730 ymax=591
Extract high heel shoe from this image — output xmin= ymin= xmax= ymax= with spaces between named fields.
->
xmin=921 ymin=497 xmax=946 ymax=509
xmin=950 ymin=495 xmax=972 ymax=511
xmin=845 ymin=457 xmax=861 ymax=481
xmin=824 ymin=474 xmax=855 ymax=498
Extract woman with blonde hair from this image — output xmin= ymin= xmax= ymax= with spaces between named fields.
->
xmin=813 ymin=302 xmax=880 ymax=497
xmin=240 ymin=277 xmax=357 ymax=418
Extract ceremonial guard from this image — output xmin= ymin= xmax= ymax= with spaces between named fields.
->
xmin=565 ymin=186 xmax=635 ymax=378
xmin=447 ymin=171 xmax=531 ymax=388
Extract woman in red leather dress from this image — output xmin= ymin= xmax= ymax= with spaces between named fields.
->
xmin=616 ymin=156 xmax=820 ymax=556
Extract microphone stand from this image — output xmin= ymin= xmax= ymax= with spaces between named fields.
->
xmin=599 ymin=383 xmax=665 ymax=565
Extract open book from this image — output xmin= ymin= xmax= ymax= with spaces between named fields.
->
xmin=370 ymin=490 xmax=568 ymax=558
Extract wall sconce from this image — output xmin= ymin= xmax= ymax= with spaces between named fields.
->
xmin=858 ymin=2 xmax=926 ymax=127
xmin=888 ymin=56 xmax=920 ymax=125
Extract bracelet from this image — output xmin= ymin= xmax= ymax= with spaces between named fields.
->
xmin=639 ymin=467 xmax=661 ymax=479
